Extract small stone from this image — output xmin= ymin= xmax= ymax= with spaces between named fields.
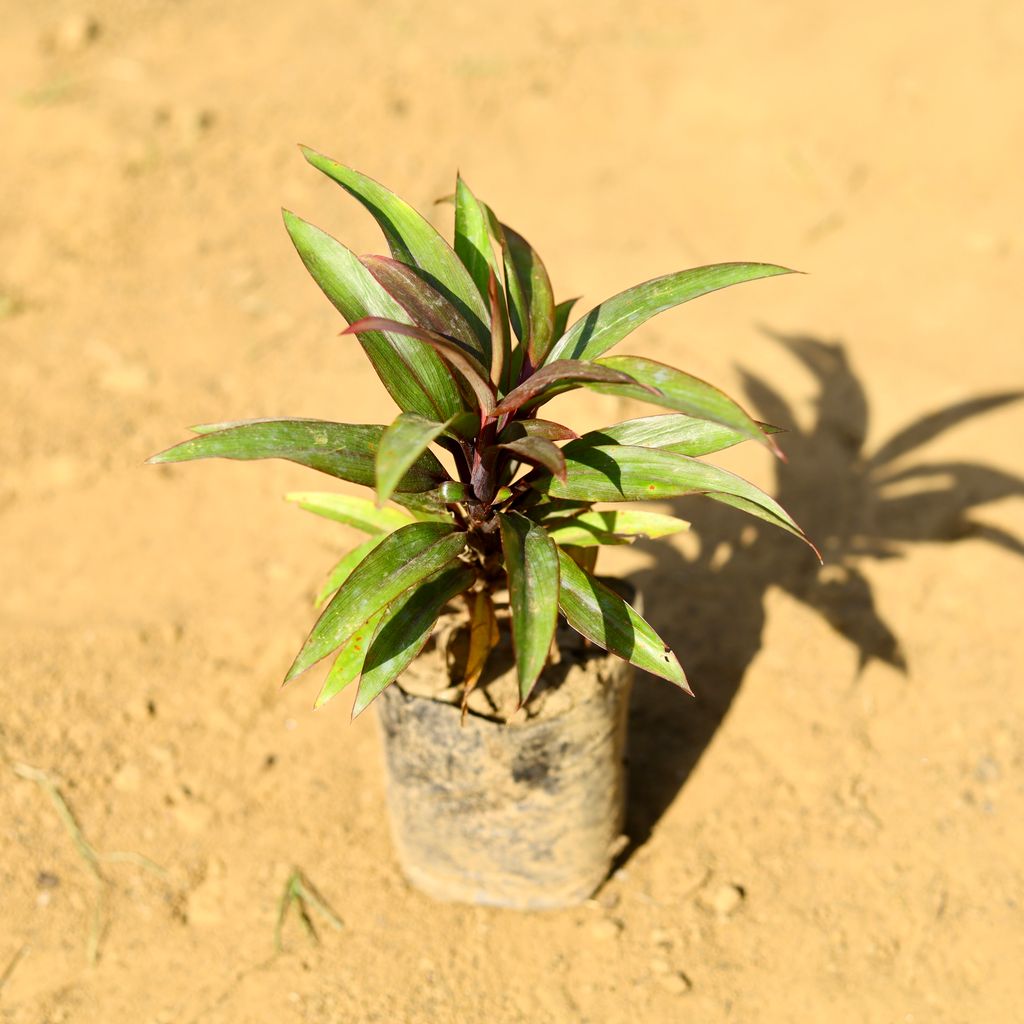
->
xmin=173 ymin=800 xmax=212 ymax=834
xmin=590 ymin=919 xmax=622 ymax=941
xmin=975 ymin=756 xmax=1001 ymax=783
xmin=658 ymin=971 xmax=692 ymax=995
xmin=52 ymin=13 xmax=101 ymax=53
xmin=112 ymin=762 xmax=142 ymax=793
xmin=650 ymin=928 xmax=672 ymax=948
xmin=703 ymin=882 xmax=745 ymax=917
xmin=37 ymin=871 xmax=60 ymax=889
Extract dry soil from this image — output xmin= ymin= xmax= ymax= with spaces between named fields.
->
xmin=2 ymin=2 xmax=1023 ymax=1022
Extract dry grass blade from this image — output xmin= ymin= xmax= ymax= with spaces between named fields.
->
xmin=0 ymin=944 xmax=29 ymax=993
xmin=10 ymin=760 xmax=166 ymax=964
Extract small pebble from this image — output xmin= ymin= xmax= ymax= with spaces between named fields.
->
xmin=52 ymin=13 xmax=101 ymax=53
xmin=36 ymin=871 xmax=60 ymax=889
xmin=591 ymin=918 xmax=622 ymax=941
xmin=705 ymin=882 xmax=745 ymax=917
xmin=112 ymin=762 xmax=142 ymax=793
xmin=658 ymin=971 xmax=692 ymax=995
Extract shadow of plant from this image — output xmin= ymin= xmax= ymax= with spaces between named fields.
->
xmin=618 ymin=331 xmax=1023 ymax=860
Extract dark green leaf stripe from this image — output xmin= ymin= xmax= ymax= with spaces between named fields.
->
xmin=498 ymin=513 xmax=559 ymax=703
xmin=539 ymin=444 xmax=811 ymax=546
xmin=283 ymin=211 xmax=465 ymax=420
xmin=556 ymin=550 xmax=688 ymax=689
xmin=352 ymin=561 xmax=475 ymax=718
xmin=285 ymin=522 xmax=466 ymax=681
xmin=552 ymin=297 xmax=579 ymax=340
xmin=502 ymin=225 xmax=555 ymax=364
xmin=545 ymin=263 xmax=796 ymax=363
xmin=148 ymin=419 xmax=448 ymax=493
xmin=301 ymin=147 xmax=490 ymax=349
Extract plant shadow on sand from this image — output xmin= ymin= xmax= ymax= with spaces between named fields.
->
xmin=617 ymin=330 xmax=1023 ymax=864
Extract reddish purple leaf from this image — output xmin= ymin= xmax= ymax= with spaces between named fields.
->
xmin=498 ymin=437 xmax=567 ymax=482
xmin=360 ymin=255 xmax=486 ymax=363
xmin=487 ymin=270 xmax=510 ymax=389
xmin=346 ymin=317 xmax=496 ymax=415
xmin=492 ymin=360 xmax=654 ymax=416
xmin=498 ymin=419 xmax=578 ymax=443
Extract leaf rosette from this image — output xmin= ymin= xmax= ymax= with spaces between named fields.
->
xmin=149 ymin=150 xmax=813 ymax=715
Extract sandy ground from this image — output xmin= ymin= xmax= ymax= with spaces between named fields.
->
xmin=2 ymin=1 xmax=1023 ymax=1021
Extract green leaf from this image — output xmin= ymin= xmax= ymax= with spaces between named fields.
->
xmin=498 ymin=513 xmax=560 ymax=704
xmin=538 ymin=444 xmax=812 ymax=548
xmin=578 ymin=413 xmax=782 ymax=457
xmin=377 ymin=414 xmax=451 ymax=504
xmin=282 ymin=211 xmax=466 ymax=420
xmin=454 ymin=175 xmax=501 ymax=310
xmin=492 ymin=359 xmax=647 ymax=416
xmin=501 ymin=225 xmax=556 ymax=365
xmin=345 ymin=317 xmax=496 ymax=415
xmin=315 ymin=537 xmax=386 ymax=608
xmin=301 ymin=148 xmax=490 ymax=348
xmin=286 ymin=492 xmax=413 ymax=534
xmin=545 ymin=262 xmax=796 ymax=363
xmin=360 ymin=254 xmax=486 ymax=364
xmin=314 ymin=608 xmax=385 ymax=707
xmin=552 ymin=297 xmax=579 ymax=340
xmin=148 ymin=419 xmax=448 ymax=493
xmin=556 ymin=549 xmax=689 ymax=689
xmin=546 ymin=524 xmax=629 ymax=548
xmin=352 ymin=562 xmax=475 ymax=718
xmin=589 ymin=356 xmax=777 ymax=454
xmin=498 ymin=437 xmax=567 ymax=482
xmin=545 ymin=509 xmax=690 ymax=547
xmin=285 ymin=522 xmax=466 ymax=681
xmin=391 ymin=488 xmax=456 ymax=521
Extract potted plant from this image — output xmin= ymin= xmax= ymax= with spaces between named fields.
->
xmin=149 ymin=147 xmax=814 ymax=908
